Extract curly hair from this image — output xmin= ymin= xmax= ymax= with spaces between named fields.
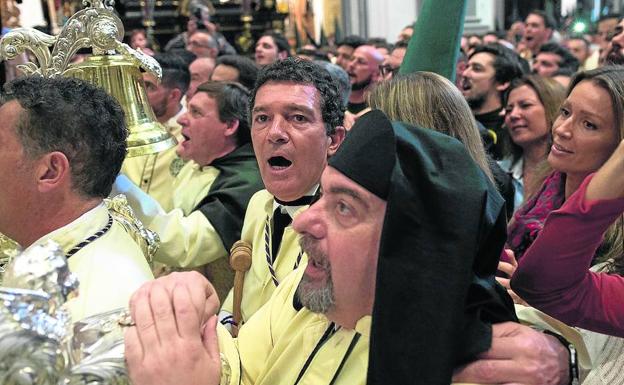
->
xmin=1 ymin=76 xmax=127 ymax=199
xmin=250 ymin=57 xmax=345 ymax=135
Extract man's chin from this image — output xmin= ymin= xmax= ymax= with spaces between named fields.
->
xmin=606 ymin=51 xmax=624 ymax=65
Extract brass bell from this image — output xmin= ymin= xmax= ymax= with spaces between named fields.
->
xmin=67 ymin=55 xmax=177 ymax=158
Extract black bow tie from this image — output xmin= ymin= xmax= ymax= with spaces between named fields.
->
xmin=272 ymin=207 xmax=292 ymax=261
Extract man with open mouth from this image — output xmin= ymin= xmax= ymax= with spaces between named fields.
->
xmin=217 ymin=57 xmax=346 ymax=328
xmin=461 ymin=44 xmax=525 ymax=160
xmin=522 ymin=10 xmax=555 ymax=58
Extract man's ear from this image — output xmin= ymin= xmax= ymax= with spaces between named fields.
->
xmin=224 ymin=119 xmax=240 ymax=138
xmin=327 ymin=126 xmax=346 ymax=157
xmin=495 ymin=81 xmax=511 ymax=93
xmin=36 ymin=151 xmax=70 ymax=193
xmin=169 ymin=88 xmax=183 ymax=104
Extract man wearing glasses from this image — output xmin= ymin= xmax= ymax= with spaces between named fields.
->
xmin=379 ymin=40 xmax=408 ymax=80
xmin=187 ymin=29 xmax=219 ymax=59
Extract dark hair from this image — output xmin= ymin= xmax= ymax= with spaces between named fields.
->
xmin=470 ymin=43 xmax=526 ymax=84
xmin=196 ymin=81 xmax=251 ymax=145
xmin=538 ymin=42 xmax=580 ymax=76
xmin=295 ymin=47 xmax=330 ymax=62
xmin=336 ymin=35 xmax=365 ymax=49
xmin=314 ymin=60 xmax=350 ymax=108
xmin=598 ymin=13 xmax=621 ymax=23
xmin=153 ymin=52 xmax=191 ymax=96
xmin=215 ymin=55 xmax=259 ymax=90
xmin=484 ymin=30 xmax=502 ymax=39
xmin=1 ymin=76 xmax=127 ymax=198
xmin=260 ymin=31 xmax=291 ymax=56
xmin=250 ymin=57 xmax=344 ymax=135
xmin=367 ymin=37 xmax=393 ymax=51
xmin=527 ymin=9 xmax=556 ymax=29
xmin=568 ymin=35 xmax=591 ymax=50
xmin=393 ymin=40 xmax=409 ymax=50
xmin=169 ymin=49 xmax=197 ymax=68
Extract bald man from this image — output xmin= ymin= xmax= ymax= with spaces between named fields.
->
xmin=345 ymin=45 xmax=384 ymax=114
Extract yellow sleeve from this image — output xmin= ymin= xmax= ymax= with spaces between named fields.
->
xmin=149 ymin=209 xmax=229 ymax=268
xmin=217 ymin=323 xmax=241 ymax=385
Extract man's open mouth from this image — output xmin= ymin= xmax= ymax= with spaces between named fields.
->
xmin=268 ymin=156 xmax=292 ymax=169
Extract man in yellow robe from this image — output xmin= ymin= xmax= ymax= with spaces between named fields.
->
xmin=0 ymin=76 xmax=153 ymax=321
xmin=218 ymin=57 xmax=346 ymax=326
xmin=115 ymin=81 xmax=263 ymax=299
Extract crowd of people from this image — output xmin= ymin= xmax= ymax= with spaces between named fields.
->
xmin=3 ymin=1 xmax=624 ymax=384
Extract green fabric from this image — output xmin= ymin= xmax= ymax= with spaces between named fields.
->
xmin=196 ymin=143 xmax=264 ymax=251
xmin=399 ymin=0 xmax=467 ymax=82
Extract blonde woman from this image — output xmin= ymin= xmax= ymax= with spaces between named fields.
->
xmin=368 ymin=71 xmax=494 ymax=182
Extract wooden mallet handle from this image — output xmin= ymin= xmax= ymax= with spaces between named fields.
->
xmin=230 ymin=240 xmax=252 ymax=337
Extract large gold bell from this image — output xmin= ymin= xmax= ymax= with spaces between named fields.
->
xmin=67 ymin=55 xmax=177 ymax=157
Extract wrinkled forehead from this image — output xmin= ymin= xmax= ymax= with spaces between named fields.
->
xmin=253 ymin=81 xmax=322 ymax=112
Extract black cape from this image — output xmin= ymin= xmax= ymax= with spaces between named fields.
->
xmin=330 ymin=110 xmax=515 ymax=385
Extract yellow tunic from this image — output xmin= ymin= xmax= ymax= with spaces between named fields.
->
xmin=147 ymin=161 xmax=233 ymax=299
xmin=217 ymin=267 xmax=482 ymax=385
xmin=221 ymin=189 xmax=307 ymax=323
xmin=146 ymin=161 xmax=229 ymax=268
xmin=173 ymin=161 xmax=221 ymax=214
xmin=121 ymin=110 xmax=186 ymax=212
xmin=219 ymin=266 xmax=370 ymax=385
xmin=24 ymin=203 xmax=154 ymax=321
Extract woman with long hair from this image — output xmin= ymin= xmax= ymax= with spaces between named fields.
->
xmin=508 ymin=66 xmax=624 ymax=337
xmin=500 ymin=75 xmax=566 ymax=210
xmin=506 ymin=67 xmax=624 ymax=263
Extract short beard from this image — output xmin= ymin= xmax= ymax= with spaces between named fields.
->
xmin=296 ymin=235 xmax=335 ymax=314
xmin=151 ymin=98 xmax=168 ymax=119
xmin=466 ymin=93 xmax=487 ymax=111
xmin=351 ymin=76 xmax=372 ymax=91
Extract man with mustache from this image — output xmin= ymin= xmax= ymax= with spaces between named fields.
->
xmin=461 ymin=44 xmax=525 ymax=159
xmin=126 ymin=110 xmax=572 ymax=385
xmin=345 ymin=45 xmax=383 ymax=115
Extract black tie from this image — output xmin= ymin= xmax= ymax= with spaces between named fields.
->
xmin=272 ymin=207 xmax=292 ymax=261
